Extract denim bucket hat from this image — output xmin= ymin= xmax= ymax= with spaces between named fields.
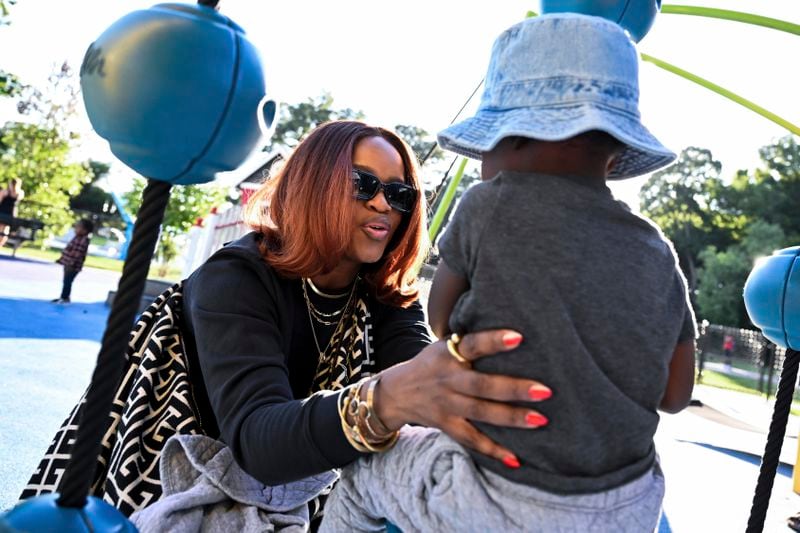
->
xmin=437 ymin=13 xmax=675 ymax=180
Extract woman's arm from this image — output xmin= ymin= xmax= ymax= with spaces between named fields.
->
xmin=427 ymin=259 xmax=468 ymax=339
xmin=184 ymin=252 xmax=362 ymax=485
xmin=659 ymin=339 xmax=696 ymax=413
xmin=186 ymin=244 xmax=552 ymax=479
xmin=371 ymin=298 xmax=432 ymax=371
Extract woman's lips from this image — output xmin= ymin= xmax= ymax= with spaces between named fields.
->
xmin=362 ymin=223 xmax=390 ymax=240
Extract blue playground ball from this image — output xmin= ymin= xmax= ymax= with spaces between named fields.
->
xmin=743 ymin=246 xmax=800 ymax=350
xmin=0 ymin=493 xmax=137 ymax=532
xmin=540 ymin=0 xmax=662 ymax=42
xmin=80 ymin=3 xmax=277 ymax=185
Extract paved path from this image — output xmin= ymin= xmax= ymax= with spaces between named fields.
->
xmin=0 ymin=253 xmax=119 ymax=513
xmin=1 ymin=252 xmax=799 ymax=531
xmin=657 ymin=385 xmax=799 ymax=531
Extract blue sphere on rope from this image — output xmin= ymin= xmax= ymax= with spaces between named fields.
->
xmin=540 ymin=0 xmax=662 ymax=42
xmin=743 ymin=246 xmax=800 ymax=350
xmin=1 ymin=493 xmax=136 ymax=532
xmin=80 ymin=2 xmax=277 ymax=185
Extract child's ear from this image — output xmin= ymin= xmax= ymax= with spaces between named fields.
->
xmin=606 ymin=154 xmax=618 ymax=175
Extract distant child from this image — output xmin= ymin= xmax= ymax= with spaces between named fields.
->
xmin=723 ymin=334 xmax=735 ymax=367
xmin=322 ymin=14 xmax=697 ymax=532
xmin=52 ymin=218 xmax=94 ymax=304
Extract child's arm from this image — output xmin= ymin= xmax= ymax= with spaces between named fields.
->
xmin=427 ymin=259 xmax=469 ymax=340
xmin=659 ymin=339 xmax=696 ymax=413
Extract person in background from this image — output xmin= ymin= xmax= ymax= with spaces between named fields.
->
xmin=723 ymin=334 xmax=735 ymax=367
xmin=0 ymin=178 xmax=25 ymax=248
xmin=52 ymin=218 xmax=94 ymax=304
xmin=321 ymin=14 xmax=696 ymax=532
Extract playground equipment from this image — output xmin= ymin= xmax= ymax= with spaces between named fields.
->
xmin=0 ymin=1 xmax=274 ymax=530
xmin=742 ymin=247 xmax=800 ymax=532
xmin=108 ymin=189 xmax=133 ymax=260
xmin=540 ymin=0 xmax=662 ymax=41
xmin=0 ymin=1 xmax=797 ymax=531
xmin=745 ymin=247 xmax=800 ymax=351
xmin=80 ymin=2 xmax=276 ymax=184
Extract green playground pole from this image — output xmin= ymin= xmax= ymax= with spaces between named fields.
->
xmin=661 ymin=5 xmax=800 ymax=36
xmin=641 ymin=53 xmax=800 ymax=136
xmin=428 ymin=157 xmax=468 ymax=243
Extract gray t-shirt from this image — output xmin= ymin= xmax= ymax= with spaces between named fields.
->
xmin=438 ymin=171 xmax=696 ymax=494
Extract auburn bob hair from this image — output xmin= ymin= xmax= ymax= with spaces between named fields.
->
xmin=244 ymin=120 xmax=428 ymax=307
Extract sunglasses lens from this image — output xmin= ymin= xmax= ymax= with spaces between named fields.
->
xmin=385 ymin=184 xmax=416 ymax=213
xmin=353 ymin=169 xmax=416 ymax=213
xmin=353 ymin=170 xmax=380 ymax=200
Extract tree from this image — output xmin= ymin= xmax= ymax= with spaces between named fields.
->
xmin=15 ymin=62 xmax=81 ymax=134
xmin=0 ymin=0 xmax=17 ymax=25
xmin=0 ymin=122 xmax=90 ymax=232
xmin=712 ymin=136 xmax=800 ymax=250
xmin=266 ymin=93 xmax=364 ymax=151
xmin=1 ymin=0 xmax=22 ymax=97
xmin=123 ymin=178 xmax=228 ymax=276
xmin=695 ymin=220 xmax=785 ymax=327
xmin=69 ymin=161 xmax=114 ymax=215
xmin=0 ymin=62 xmax=92 ymax=235
xmin=749 ymin=135 xmax=800 ymax=243
xmin=639 ymin=147 xmax=737 ymax=259
xmin=695 ymin=246 xmax=749 ymax=327
xmin=394 ymin=124 xmax=444 ymax=166
xmin=0 ymin=70 xmax=23 ymax=98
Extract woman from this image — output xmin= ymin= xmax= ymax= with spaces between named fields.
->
xmin=180 ymin=121 xmax=550 ymax=515
xmin=0 ymin=178 xmax=24 ymax=248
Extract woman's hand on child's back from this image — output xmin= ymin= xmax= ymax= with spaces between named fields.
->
xmin=374 ymin=329 xmax=552 ymax=468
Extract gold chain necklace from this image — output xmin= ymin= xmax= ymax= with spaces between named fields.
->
xmin=306 ymin=277 xmax=349 ymax=299
xmin=302 ymin=277 xmax=359 ymax=357
xmin=302 ymin=279 xmax=351 ymax=325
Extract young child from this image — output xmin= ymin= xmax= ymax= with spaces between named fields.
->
xmin=52 ymin=218 xmax=94 ymax=304
xmin=321 ymin=14 xmax=696 ymax=532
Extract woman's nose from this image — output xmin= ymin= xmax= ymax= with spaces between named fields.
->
xmin=366 ymin=190 xmax=391 ymax=213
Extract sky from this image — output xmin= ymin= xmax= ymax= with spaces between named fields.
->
xmin=0 ymin=0 xmax=798 ymax=209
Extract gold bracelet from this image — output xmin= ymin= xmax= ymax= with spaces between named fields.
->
xmin=337 ymin=379 xmax=399 ymax=453
xmin=363 ymin=376 xmax=394 ymax=439
xmin=348 ymin=379 xmax=379 ymax=442
xmin=353 ymin=421 xmax=399 ymax=453
xmin=350 ymin=378 xmax=396 ymax=444
xmin=338 ymin=387 xmax=371 ymax=453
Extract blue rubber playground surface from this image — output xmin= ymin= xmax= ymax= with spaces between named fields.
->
xmin=1 ymin=251 xmax=800 ymax=531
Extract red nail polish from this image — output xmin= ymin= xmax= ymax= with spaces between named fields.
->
xmin=525 ymin=412 xmax=549 ymax=427
xmin=503 ymin=333 xmax=522 ymax=348
xmin=502 ymin=455 xmax=520 ymax=469
xmin=528 ymin=387 xmax=552 ymax=401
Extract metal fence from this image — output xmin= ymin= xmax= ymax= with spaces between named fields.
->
xmin=696 ymin=322 xmax=787 ymax=397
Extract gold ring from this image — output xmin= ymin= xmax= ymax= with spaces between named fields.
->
xmin=446 ymin=336 xmax=469 ymax=364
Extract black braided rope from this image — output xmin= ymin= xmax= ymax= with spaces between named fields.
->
xmin=57 ymin=179 xmax=172 ymax=508
xmin=746 ymin=348 xmax=800 ymax=532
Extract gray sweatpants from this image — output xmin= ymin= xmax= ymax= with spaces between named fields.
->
xmin=320 ymin=426 xmax=664 ymax=533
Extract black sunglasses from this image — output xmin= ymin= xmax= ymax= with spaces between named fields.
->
xmin=352 ymin=169 xmax=417 ymax=214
